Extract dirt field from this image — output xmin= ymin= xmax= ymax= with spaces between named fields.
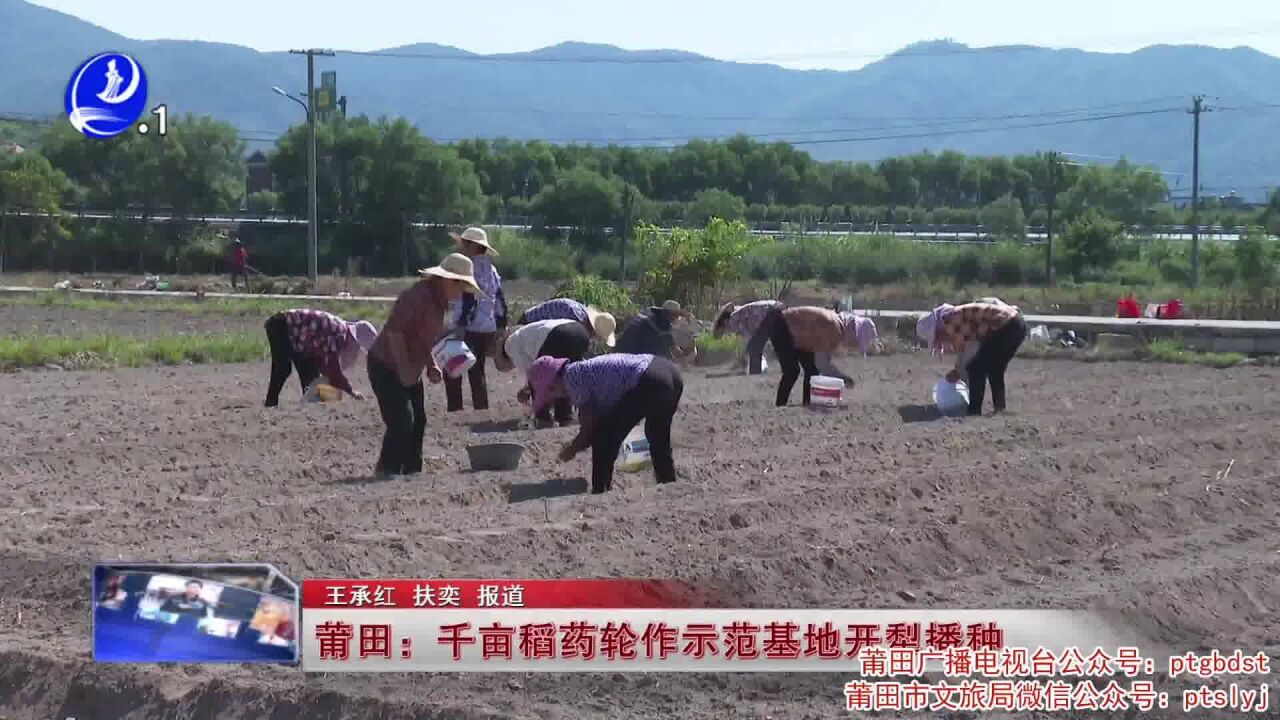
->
xmin=1 ymin=304 xmax=1278 ymax=719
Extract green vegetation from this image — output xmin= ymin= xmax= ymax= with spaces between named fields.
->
xmin=549 ymin=276 xmax=636 ymax=316
xmin=695 ymin=333 xmax=744 ymax=355
xmin=1017 ymin=338 xmax=1248 ymax=368
xmin=2 ymin=112 xmax=1277 ymax=286
xmin=0 ymin=332 xmax=266 ymax=371
xmin=3 ymin=292 xmax=389 ymax=323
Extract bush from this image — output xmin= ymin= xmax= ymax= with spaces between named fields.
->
xmin=491 ymin=233 xmax=575 ymax=282
xmin=553 ymin=275 xmax=636 ymax=316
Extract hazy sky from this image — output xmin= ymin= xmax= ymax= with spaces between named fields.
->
xmin=27 ymin=0 xmax=1280 ymax=70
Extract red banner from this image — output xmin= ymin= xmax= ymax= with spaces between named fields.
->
xmin=302 ymin=579 xmax=712 ymax=609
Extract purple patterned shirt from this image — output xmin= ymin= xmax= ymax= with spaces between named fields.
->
xmin=564 ymin=354 xmax=654 ymax=414
xmin=722 ymin=300 xmax=783 ymax=337
xmin=522 ymin=298 xmax=590 ymax=325
xmin=283 ymin=309 xmax=354 ymax=394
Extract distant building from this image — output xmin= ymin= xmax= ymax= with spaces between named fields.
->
xmin=245 ymin=150 xmax=272 ymax=196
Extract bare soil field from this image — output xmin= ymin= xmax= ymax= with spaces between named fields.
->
xmin=0 ymin=310 xmax=1278 ymax=718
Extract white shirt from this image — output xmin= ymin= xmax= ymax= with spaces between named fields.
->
xmin=505 ymin=319 xmax=575 ymax=374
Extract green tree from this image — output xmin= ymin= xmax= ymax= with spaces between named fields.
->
xmin=634 ymin=218 xmax=751 ymax=309
xmin=0 ymin=150 xmax=71 ymax=270
xmin=980 ymin=194 xmax=1026 ymax=241
xmin=532 ymin=166 xmax=623 ymax=233
xmin=685 ymin=188 xmax=746 ymax=226
xmin=1234 ymin=227 xmax=1275 ymax=295
xmin=1060 ymin=211 xmax=1123 ymax=280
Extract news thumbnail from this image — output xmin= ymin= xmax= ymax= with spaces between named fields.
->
xmin=93 ymin=563 xmax=299 ymax=663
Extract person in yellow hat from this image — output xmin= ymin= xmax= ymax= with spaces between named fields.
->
xmin=615 ymin=300 xmax=694 ymax=361
xmin=366 ymin=253 xmax=483 ymax=478
xmin=444 ymin=226 xmax=508 ymax=412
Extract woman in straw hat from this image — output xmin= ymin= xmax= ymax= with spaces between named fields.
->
xmin=526 ymin=352 xmax=684 ymax=494
xmin=491 ymin=318 xmax=593 ymax=427
xmin=713 ymin=299 xmax=785 ymax=375
xmin=444 ymin=226 xmax=508 ymax=413
xmin=916 ymin=300 xmax=1026 ymax=416
xmin=517 ymin=297 xmax=617 ymax=348
xmin=366 ymin=253 xmax=483 ymax=478
xmin=615 ymin=300 xmax=693 ymax=360
xmin=262 ymin=309 xmax=377 ymax=406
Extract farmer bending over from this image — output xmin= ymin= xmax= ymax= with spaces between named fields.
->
xmin=713 ymin=299 xmax=784 ymax=374
xmin=917 ymin=301 xmax=1027 ymax=416
xmin=767 ymin=306 xmax=877 ymax=406
xmin=492 ymin=319 xmax=593 ymax=428
xmin=518 ymin=297 xmax=617 ymax=348
xmin=526 ymin=353 xmax=684 ymax=494
xmin=263 ymin=309 xmax=376 ymax=406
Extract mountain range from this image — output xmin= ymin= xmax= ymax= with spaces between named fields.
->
xmin=2 ymin=0 xmax=1278 ymax=198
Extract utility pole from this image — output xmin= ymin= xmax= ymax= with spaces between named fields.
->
xmin=290 ymin=48 xmax=334 ymax=284
xmin=1045 ymin=150 xmax=1059 ymax=286
xmin=619 ymin=185 xmax=634 ymax=283
xmin=1189 ymin=95 xmax=1208 ymax=288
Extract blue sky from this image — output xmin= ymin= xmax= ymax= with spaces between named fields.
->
xmin=27 ymin=0 xmax=1280 ymax=70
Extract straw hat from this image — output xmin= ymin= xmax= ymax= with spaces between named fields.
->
xmin=585 ymin=306 xmax=616 ymax=347
xmin=491 ymin=328 xmax=515 ymax=372
xmin=661 ymin=300 xmax=691 ymax=318
xmin=417 ymin=253 xmax=484 ymax=295
xmin=450 ymin=226 xmax=499 ymax=256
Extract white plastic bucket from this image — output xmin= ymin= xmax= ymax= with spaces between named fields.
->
xmin=617 ymin=425 xmax=651 ymax=471
xmin=811 ymin=375 xmax=844 ymax=408
xmin=932 ymin=378 xmax=970 ymax=417
xmin=432 ymin=338 xmax=476 ymax=379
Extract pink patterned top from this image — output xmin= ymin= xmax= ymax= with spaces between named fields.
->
xmin=284 ymin=309 xmax=354 ymax=394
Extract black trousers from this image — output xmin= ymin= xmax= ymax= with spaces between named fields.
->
xmin=767 ymin=308 xmax=819 ymax=406
xmin=534 ymin=322 xmax=592 ymax=424
xmin=368 ymin=356 xmax=427 ymax=475
xmin=264 ymin=313 xmax=319 ymax=407
xmin=589 ymin=358 xmax=683 ymax=494
xmin=966 ymin=315 xmax=1027 ymax=415
xmin=445 ymin=331 xmax=495 ymax=412
xmin=230 ymin=268 xmax=250 ymax=290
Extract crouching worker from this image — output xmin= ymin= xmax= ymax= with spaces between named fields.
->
xmin=527 ymin=354 xmax=683 ymax=494
xmin=264 ymin=309 xmax=377 ymax=406
xmin=492 ymin=319 xmax=592 ymax=427
xmin=616 ymin=300 xmax=694 ymax=361
xmin=518 ymin=298 xmax=617 ymax=348
xmin=916 ymin=301 xmax=1027 ymax=416
xmin=713 ymin=299 xmax=784 ymax=374
xmin=768 ymin=306 xmax=877 ymax=406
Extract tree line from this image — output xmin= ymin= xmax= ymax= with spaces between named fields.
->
xmin=1 ymin=113 xmax=1277 ymax=278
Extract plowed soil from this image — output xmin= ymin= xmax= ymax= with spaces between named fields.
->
xmin=1 ymin=305 xmax=1278 ymax=719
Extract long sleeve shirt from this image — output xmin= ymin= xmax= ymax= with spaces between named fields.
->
xmin=563 ymin=354 xmax=655 ymax=416
xmin=519 ymin=298 xmax=590 ymax=326
xmin=783 ymin=307 xmax=874 ymax=383
xmin=453 ymin=255 xmax=508 ymax=333
xmin=717 ymin=300 xmax=783 ymax=338
xmin=504 ymin=319 xmax=575 ymax=375
xmin=938 ymin=303 xmax=1019 ymax=377
xmin=283 ymin=309 xmax=356 ymax=395
xmin=615 ymin=308 xmax=675 ymax=358
xmin=369 ymin=279 xmax=450 ymax=380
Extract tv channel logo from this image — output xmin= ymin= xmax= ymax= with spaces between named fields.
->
xmin=65 ymin=52 xmax=148 ymax=139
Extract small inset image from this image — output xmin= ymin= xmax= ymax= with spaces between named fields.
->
xmin=93 ymin=563 xmax=299 ymax=664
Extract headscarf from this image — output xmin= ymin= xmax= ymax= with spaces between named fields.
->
xmin=527 ymin=356 xmax=569 ymax=416
xmin=915 ymin=304 xmax=956 ymax=354
xmin=339 ymin=320 xmax=378 ymax=369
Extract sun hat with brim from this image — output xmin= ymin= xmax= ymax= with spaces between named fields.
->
xmin=418 ymin=253 xmax=485 ymax=296
xmin=527 ymin=356 xmax=569 ymax=416
xmin=585 ymin=306 xmax=616 ymax=347
xmin=491 ymin=328 xmax=515 ymax=372
xmin=449 ymin=226 xmax=499 ymax=256
xmin=661 ymin=300 xmax=689 ymax=317
xmin=347 ymin=320 xmax=378 ymax=353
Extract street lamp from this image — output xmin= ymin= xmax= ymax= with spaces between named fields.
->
xmin=272 ymin=86 xmax=318 ymax=284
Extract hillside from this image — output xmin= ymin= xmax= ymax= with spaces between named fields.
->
xmin=2 ymin=0 xmax=1278 ymax=196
